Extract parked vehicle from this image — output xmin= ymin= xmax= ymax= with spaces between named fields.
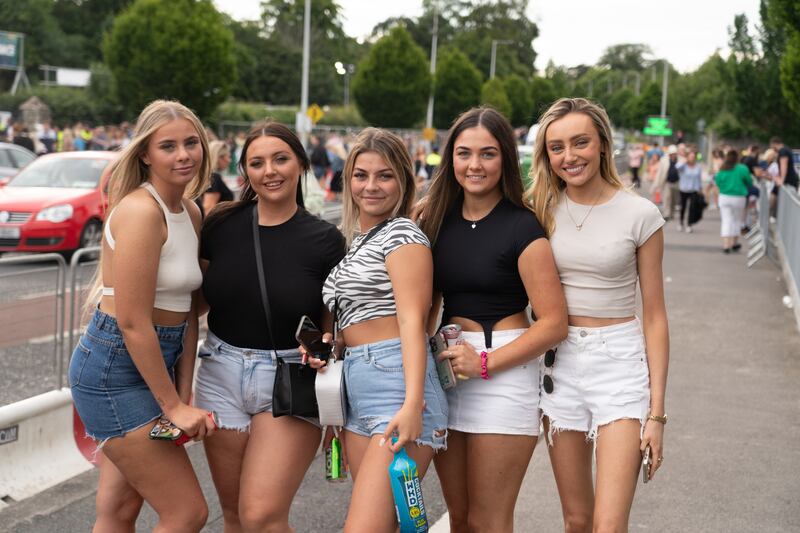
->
xmin=0 ymin=151 xmax=114 ymax=256
xmin=0 ymin=142 xmax=37 ymax=186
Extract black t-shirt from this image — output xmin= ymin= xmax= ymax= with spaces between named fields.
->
xmin=666 ymin=160 xmax=680 ymax=183
xmin=207 ymin=172 xmax=234 ymax=203
xmin=201 ymin=206 xmax=345 ymax=349
xmin=742 ymin=155 xmax=758 ymax=176
xmin=778 ymin=146 xmax=799 ymax=188
xmin=433 ymin=196 xmax=547 ymax=347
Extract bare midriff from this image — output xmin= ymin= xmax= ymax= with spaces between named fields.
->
xmin=340 ymin=315 xmax=402 ymax=347
xmin=568 ymin=315 xmax=636 ymax=327
xmin=99 ymin=297 xmax=189 ymax=327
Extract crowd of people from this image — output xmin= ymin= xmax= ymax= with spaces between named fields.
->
xmin=65 ymin=96 xmax=670 ymax=533
xmin=627 ymin=138 xmax=798 ymax=253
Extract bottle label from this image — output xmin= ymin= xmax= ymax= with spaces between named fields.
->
xmin=394 ymin=473 xmax=428 ymax=531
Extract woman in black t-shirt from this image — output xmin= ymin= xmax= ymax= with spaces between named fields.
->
xmin=419 ymin=107 xmax=567 ymax=531
xmin=195 ymin=121 xmax=345 ymax=532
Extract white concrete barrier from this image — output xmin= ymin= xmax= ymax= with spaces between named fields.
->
xmin=0 ymin=389 xmax=93 ymax=502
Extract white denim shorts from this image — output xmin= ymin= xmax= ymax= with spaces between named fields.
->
xmin=446 ymin=329 xmax=541 ymax=436
xmin=540 ymin=318 xmax=650 ymax=443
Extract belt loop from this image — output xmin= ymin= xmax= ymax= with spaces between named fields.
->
xmin=271 ymin=350 xmax=277 ymax=364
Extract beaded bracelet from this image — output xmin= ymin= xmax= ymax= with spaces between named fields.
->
xmin=480 ymin=350 xmax=490 ymax=380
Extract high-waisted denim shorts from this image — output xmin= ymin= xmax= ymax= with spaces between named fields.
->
xmin=194 ymin=331 xmax=313 ymax=430
xmin=343 ymin=337 xmax=448 ymax=450
xmin=69 ymin=308 xmax=186 ymax=443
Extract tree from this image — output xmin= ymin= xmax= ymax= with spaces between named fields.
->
xmin=605 ymin=88 xmax=635 ymax=129
xmin=780 ymin=33 xmax=800 ymax=115
xmin=598 ymin=43 xmax=652 ymax=71
xmin=529 ymin=76 xmax=558 ymax=121
xmin=625 ymin=82 xmax=662 ymax=131
xmin=433 ymin=48 xmax=482 ymax=129
xmin=503 ymin=74 xmax=532 ymax=126
xmin=352 ymin=27 xmax=431 ymax=127
xmin=480 ymin=78 xmax=512 ymax=119
xmin=104 ymin=0 xmax=236 ymax=119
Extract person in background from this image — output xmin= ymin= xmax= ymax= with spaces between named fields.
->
xmin=714 ymin=149 xmax=752 ymax=254
xmin=309 ymin=134 xmax=330 ymax=184
xmin=769 ymin=137 xmax=799 ymax=216
xmin=676 ymin=148 xmax=703 ymax=233
xmin=654 ymin=145 xmax=680 ymax=221
xmin=12 ymin=124 xmax=35 ymax=153
xmin=197 ymin=140 xmax=234 ymax=216
xmin=627 ymin=143 xmax=644 ymax=188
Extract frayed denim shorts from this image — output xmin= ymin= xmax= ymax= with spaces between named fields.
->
xmin=539 ymin=318 xmax=651 ymax=444
xmin=343 ymin=337 xmax=448 ymax=450
xmin=194 ymin=331 xmax=316 ymax=430
xmin=69 ymin=308 xmax=186 ymax=443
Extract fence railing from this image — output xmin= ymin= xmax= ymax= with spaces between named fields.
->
xmin=775 ymin=186 xmax=800 ymax=329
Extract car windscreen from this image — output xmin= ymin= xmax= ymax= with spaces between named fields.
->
xmin=7 ymin=157 xmax=109 ymax=189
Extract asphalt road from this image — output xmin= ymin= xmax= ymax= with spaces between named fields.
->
xmin=2 ymin=202 xmax=799 ymax=532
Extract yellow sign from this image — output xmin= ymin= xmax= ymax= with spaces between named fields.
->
xmin=307 ymin=103 xmax=324 ymax=124
xmin=422 ymin=127 xmax=436 ymax=142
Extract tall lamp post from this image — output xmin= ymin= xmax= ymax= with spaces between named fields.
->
xmin=334 ymin=61 xmax=355 ymax=107
xmin=425 ymin=5 xmax=439 ymax=130
xmin=489 ymin=39 xmax=512 ymax=79
xmin=299 ymin=0 xmax=311 ymax=147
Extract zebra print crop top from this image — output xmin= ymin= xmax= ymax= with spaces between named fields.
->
xmin=322 ymin=218 xmax=430 ymax=330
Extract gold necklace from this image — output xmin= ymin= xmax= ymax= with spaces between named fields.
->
xmin=564 ymin=188 xmax=604 ymax=231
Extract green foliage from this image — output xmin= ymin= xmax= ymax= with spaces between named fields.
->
xmin=503 ymin=74 xmax=532 ymax=126
xmin=605 ymin=88 xmax=635 ymax=128
xmin=433 ymin=48 xmax=482 ymax=129
xmin=0 ymin=87 xmax=124 ymax=125
xmin=351 ymin=27 xmax=431 ymax=128
xmin=780 ymin=33 xmax=800 ymax=115
xmin=625 ymin=82 xmax=661 ymax=131
xmin=104 ymin=0 xmax=236 ymax=119
xmin=210 ymin=102 xmax=366 ymax=129
xmin=529 ymin=76 xmax=558 ymax=121
xmin=598 ymin=44 xmax=653 ymax=71
xmin=480 ymin=78 xmax=512 ymax=120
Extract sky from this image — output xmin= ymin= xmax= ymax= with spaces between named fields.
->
xmin=214 ymin=0 xmax=763 ymax=73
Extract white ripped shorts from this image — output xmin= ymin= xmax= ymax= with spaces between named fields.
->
xmin=446 ymin=329 xmax=540 ymax=436
xmin=539 ymin=318 xmax=650 ymax=442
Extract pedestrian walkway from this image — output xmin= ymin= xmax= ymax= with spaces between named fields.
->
xmin=2 ymin=209 xmax=799 ymax=532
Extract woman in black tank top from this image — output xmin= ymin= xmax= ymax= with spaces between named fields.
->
xmin=419 ymin=107 xmax=567 ymax=531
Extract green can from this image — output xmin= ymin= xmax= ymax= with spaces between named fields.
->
xmin=325 ymin=437 xmax=347 ymax=482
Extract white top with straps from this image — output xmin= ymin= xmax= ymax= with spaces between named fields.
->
xmin=102 ymin=182 xmax=202 ymax=312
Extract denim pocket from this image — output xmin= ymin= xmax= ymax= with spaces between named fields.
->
xmin=68 ymin=340 xmax=91 ymax=387
xmin=371 ymin=351 xmax=404 ymax=373
xmin=599 ymin=334 xmax=646 ymax=363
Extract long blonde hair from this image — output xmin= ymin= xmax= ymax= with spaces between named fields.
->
xmin=208 ymin=140 xmax=229 ymax=172
xmin=525 ymin=97 xmax=625 ymax=236
xmin=340 ymin=128 xmax=417 ymax=246
xmin=86 ymin=100 xmax=211 ymax=311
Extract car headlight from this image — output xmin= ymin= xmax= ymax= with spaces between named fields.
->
xmin=36 ymin=204 xmax=74 ymax=223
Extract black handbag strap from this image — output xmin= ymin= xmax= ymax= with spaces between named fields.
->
xmin=252 ymin=204 xmax=279 ymax=357
xmin=332 ymin=218 xmax=392 ymax=338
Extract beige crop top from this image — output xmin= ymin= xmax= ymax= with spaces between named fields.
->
xmin=102 ymin=182 xmax=202 ymax=312
xmin=550 ymin=189 xmax=664 ymax=317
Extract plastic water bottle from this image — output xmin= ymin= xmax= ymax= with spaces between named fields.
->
xmin=388 ymin=440 xmax=429 ymax=533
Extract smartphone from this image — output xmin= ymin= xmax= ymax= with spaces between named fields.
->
xmin=149 ymin=418 xmax=183 ymax=441
xmin=296 ymin=315 xmax=333 ymax=362
xmin=429 ymin=333 xmax=457 ymax=390
xmin=641 ymin=445 xmax=651 ymax=484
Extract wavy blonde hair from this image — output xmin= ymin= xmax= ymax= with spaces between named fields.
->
xmin=208 ymin=140 xmax=229 ymax=172
xmin=525 ymin=97 xmax=625 ymax=236
xmin=340 ymin=128 xmax=417 ymax=246
xmin=85 ymin=100 xmax=210 ymax=311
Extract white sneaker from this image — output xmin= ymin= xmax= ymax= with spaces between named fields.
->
xmin=685 ymin=226 xmax=693 ymax=233
xmin=677 ymin=224 xmax=684 ymax=232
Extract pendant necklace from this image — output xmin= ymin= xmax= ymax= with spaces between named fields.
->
xmin=565 ymin=188 xmax=604 ymax=231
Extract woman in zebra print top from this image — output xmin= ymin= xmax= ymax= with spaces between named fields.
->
xmin=322 ymin=128 xmax=448 ymax=532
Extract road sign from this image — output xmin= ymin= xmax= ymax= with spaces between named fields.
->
xmin=0 ymin=32 xmax=21 ymax=69
xmin=307 ymin=103 xmax=324 ymax=124
xmin=422 ymin=127 xmax=436 ymax=142
xmin=643 ymin=116 xmax=672 ymax=136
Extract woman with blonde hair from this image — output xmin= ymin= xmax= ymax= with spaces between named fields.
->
xmin=197 ymin=139 xmax=234 ymax=215
xmin=418 ymin=107 xmax=567 ymax=532
xmin=69 ymin=100 xmax=216 ymax=532
xmin=322 ymin=128 xmax=448 ymax=532
xmin=528 ymin=97 xmax=669 ymax=532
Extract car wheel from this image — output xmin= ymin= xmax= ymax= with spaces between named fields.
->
xmin=72 ymin=219 xmax=103 ymax=261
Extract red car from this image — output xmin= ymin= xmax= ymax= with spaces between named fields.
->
xmin=0 ymin=151 xmax=115 ymax=255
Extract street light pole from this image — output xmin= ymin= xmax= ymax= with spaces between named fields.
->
xmin=299 ymin=0 xmax=311 ymax=147
xmin=425 ymin=5 xmax=439 ymax=130
xmin=659 ymin=59 xmax=669 ymax=147
xmin=490 ymin=40 xmax=512 ymax=79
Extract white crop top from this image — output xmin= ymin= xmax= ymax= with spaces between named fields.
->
xmin=550 ymin=189 xmax=664 ymax=317
xmin=102 ymin=182 xmax=202 ymax=312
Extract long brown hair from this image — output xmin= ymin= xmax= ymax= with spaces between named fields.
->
xmin=419 ymin=106 xmax=524 ymax=246
xmin=340 ymin=128 xmax=417 ymax=245
xmin=203 ymin=120 xmax=306 ymax=233
xmin=721 ymin=149 xmax=738 ymax=171
xmin=525 ymin=97 xmax=625 ymax=236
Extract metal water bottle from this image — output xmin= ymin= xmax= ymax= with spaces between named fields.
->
xmin=388 ymin=440 xmax=429 ymax=532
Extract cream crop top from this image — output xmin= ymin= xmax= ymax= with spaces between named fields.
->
xmin=102 ymin=182 xmax=202 ymax=312
xmin=550 ymin=189 xmax=664 ymax=317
